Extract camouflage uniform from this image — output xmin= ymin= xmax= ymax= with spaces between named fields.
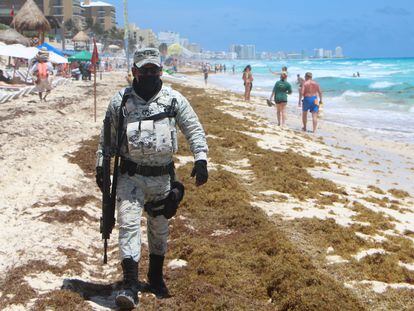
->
xmin=97 ymin=85 xmax=208 ymax=261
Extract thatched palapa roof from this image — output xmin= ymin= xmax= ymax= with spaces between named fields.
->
xmin=0 ymin=28 xmax=31 ymax=46
xmin=11 ymin=0 xmax=51 ymax=32
xmin=0 ymin=16 xmax=61 ymax=30
xmin=72 ymin=31 xmax=90 ymax=42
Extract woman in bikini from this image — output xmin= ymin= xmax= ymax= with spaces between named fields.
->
xmin=242 ymin=65 xmax=253 ymax=101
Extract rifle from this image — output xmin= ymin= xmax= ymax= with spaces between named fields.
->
xmin=100 ymin=88 xmax=131 ymax=264
xmin=100 ymin=111 xmax=115 ymax=264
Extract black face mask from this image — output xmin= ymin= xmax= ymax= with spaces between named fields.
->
xmin=134 ymin=76 xmax=162 ymax=101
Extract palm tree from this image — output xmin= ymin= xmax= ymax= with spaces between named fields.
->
xmin=101 ymin=27 xmax=124 ymax=52
xmin=138 ymin=35 xmax=144 ymax=48
xmin=128 ymin=36 xmax=137 ymax=54
xmin=85 ymin=17 xmax=94 ymax=30
xmin=65 ymin=18 xmax=79 ymax=37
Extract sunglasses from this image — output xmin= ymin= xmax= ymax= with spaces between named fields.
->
xmin=137 ymin=67 xmax=161 ymax=75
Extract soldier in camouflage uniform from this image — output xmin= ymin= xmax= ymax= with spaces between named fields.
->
xmin=96 ymin=48 xmax=208 ymax=309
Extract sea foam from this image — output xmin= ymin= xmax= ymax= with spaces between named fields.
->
xmin=370 ymin=81 xmax=400 ymax=89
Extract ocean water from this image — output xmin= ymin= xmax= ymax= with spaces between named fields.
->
xmin=205 ymin=58 xmax=414 ymax=143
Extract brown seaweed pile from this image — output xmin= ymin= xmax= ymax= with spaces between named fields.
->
xmin=8 ymin=79 xmax=412 ymax=310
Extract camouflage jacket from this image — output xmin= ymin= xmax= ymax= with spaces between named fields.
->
xmin=96 ymin=85 xmax=208 ymax=167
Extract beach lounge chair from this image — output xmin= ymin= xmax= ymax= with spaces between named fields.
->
xmin=22 ymin=86 xmax=33 ymax=96
xmin=28 ymin=86 xmax=37 ymax=94
xmin=15 ymin=70 xmax=33 ymax=84
xmin=10 ymin=89 xmax=25 ymax=100
xmin=22 ymin=87 xmax=29 ymax=96
xmin=0 ymin=85 xmax=22 ymax=91
xmin=0 ymin=93 xmax=13 ymax=104
xmin=53 ymin=78 xmax=64 ymax=88
xmin=0 ymin=93 xmax=8 ymax=104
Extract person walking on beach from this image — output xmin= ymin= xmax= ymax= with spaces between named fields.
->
xmin=30 ymin=50 xmax=53 ymax=102
xmin=300 ymin=72 xmax=323 ymax=133
xmin=269 ymin=72 xmax=292 ymax=127
xmin=296 ymin=74 xmax=305 ymax=106
xmin=203 ymin=65 xmax=209 ymax=85
xmin=0 ymin=70 xmax=12 ymax=84
xmin=232 ymin=65 xmax=235 ymax=74
xmin=269 ymin=66 xmax=288 ymax=76
xmin=95 ymin=48 xmax=208 ymax=309
xmin=242 ymin=65 xmax=253 ymax=101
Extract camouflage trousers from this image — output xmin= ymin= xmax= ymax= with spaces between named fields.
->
xmin=116 ymin=173 xmax=170 ymax=262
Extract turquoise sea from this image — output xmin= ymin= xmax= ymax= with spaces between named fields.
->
xmin=206 ymin=58 xmax=414 ymax=142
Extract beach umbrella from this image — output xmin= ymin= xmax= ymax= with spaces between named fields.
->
xmin=108 ymin=44 xmax=120 ymax=50
xmin=44 ymin=50 xmax=68 ymax=64
xmin=37 ymin=42 xmax=65 ymax=56
xmin=167 ymin=43 xmax=183 ymax=56
xmin=167 ymin=43 xmax=193 ymax=58
xmin=72 ymin=31 xmax=90 ymax=42
xmin=0 ymin=28 xmax=31 ymax=46
xmin=11 ymin=0 xmax=51 ymax=43
xmin=62 ymin=49 xmax=77 ymax=56
xmin=0 ymin=43 xmax=38 ymax=59
xmin=68 ymin=50 xmax=92 ymax=62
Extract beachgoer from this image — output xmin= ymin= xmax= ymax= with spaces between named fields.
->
xmin=269 ymin=72 xmax=292 ymax=127
xmin=30 ymin=51 xmax=53 ymax=102
xmin=269 ymin=66 xmax=288 ymax=76
xmin=223 ymin=64 xmax=226 ymax=73
xmin=0 ymin=70 xmax=12 ymax=84
xmin=79 ymin=62 xmax=86 ymax=80
xmin=203 ymin=66 xmax=209 ymax=85
xmin=242 ymin=65 xmax=253 ymax=101
xmin=172 ymin=58 xmax=178 ymax=72
xmin=357 ymin=72 xmax=360 ymax=77
xmin=95 ymin=48 xmax=208 ymax=309
xmin=300 ymin=72 xmax=323 ymax=133
xmin=232 ymin=65 xmax=235 ymax=74
xmin=296 ymin=74 xmax=305 ymax=106
xmin=85 ymin=61 xmax=92 ymax=81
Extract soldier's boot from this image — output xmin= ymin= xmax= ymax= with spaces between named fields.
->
xmin=115 ymin=258 xmax=139 ymax=309
xmin=147 ymin=254 xmax=170 ymax=298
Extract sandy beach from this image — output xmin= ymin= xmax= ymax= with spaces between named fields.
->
xmin=0 ymin=71 xmax=413 ymax=310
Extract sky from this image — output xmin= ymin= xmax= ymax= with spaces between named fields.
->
xmin=105 ymin=0 xmax=414 ymax=58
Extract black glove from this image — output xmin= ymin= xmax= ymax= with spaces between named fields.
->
xmin=96 ymin=166 xmax=104 ymax=192
xmin=191 ymin=160 xmax=208 ymax=186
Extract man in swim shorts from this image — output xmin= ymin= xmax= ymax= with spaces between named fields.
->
xmin=300 ymin=72 xmax=322 ymax=133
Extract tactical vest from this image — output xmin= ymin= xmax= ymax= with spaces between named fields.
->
xmin=119 ymin=88 xmax=179 ymax=161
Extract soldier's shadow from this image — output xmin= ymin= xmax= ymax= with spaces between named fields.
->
xmin=62 ymin=278 xmax=121 ymax=309
xmin=62 ymin=278 xmax=149 ymax=310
